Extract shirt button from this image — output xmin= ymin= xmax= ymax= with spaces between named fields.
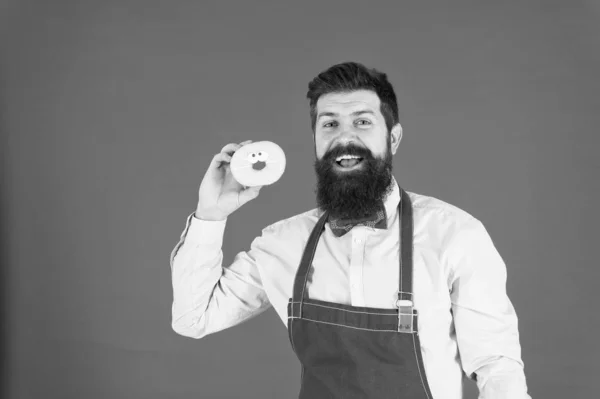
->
xmin=354 ymin=238 xmax=361 ymax=244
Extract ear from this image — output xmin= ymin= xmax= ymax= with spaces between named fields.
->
xmin=390 ymin=123 xmax=403 ymax=155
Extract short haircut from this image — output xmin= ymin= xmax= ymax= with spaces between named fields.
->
xmin=306 ymin=62 xmax=399 ymax=132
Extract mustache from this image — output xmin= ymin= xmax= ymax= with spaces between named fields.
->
xmin=323 ymin=145 xmax=373 ymax=162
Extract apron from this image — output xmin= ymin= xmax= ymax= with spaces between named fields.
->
xmin=287 ymin=188 xmax=434 ymax=398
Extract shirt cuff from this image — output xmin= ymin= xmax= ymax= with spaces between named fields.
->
xmin=475 ymin=357 xmax=531 ymax=399
xmin=184 ymin=212 xmax=227 ymax=248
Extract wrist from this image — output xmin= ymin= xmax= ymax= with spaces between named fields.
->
xmin=194 ymin=209 xmax=227 ymax=221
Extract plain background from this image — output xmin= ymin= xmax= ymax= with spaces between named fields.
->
xmin=1 ymin=1 xmax=599 ymax=398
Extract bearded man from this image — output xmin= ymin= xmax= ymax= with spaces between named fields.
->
xmin=170 ymin=62 xmax=531 ymax=399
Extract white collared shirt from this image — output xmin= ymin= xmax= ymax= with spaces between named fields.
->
xmin=169 ymin=177 xmax=531 ymax=399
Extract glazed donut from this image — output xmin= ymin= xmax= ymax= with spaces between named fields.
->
xmin=230 ymin=141 xmax=286 ymax=187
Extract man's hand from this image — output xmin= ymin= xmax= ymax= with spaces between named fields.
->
xmin=195 ymin=140 xmax=263 ymax=221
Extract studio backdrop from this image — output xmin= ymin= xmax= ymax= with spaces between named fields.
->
xmin=1 ymin=1 xmax=599 ymax=398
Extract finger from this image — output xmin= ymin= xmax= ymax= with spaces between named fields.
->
xmin=238 ymin=185 xmax=262 ymax=204
xmin=210 ymin=152 xmax=233 ymax=168
xmin=221 ymin=140 xmax=253 ymax=154
xmin=220 ymin=142 xmax=242 ymax=154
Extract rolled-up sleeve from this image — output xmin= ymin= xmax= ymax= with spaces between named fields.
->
xmin=448 ymin=217 xmax=531 ymax=399
xmin=170 ymin=212 xmax=272 ymax=339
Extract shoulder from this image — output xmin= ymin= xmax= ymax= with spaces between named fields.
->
xmin=405 ymin=190 xmax=501 ymax=280
xmin=261 ymin=207 xmax=322 ymax=237
xmin=405 ymin=189 xmax=488 ymax=253
xmin=407 ymin=190 xmax=479 ymax=225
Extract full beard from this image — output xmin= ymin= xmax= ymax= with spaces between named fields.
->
xmin=313 ymin=139 xmax=394 ymax=220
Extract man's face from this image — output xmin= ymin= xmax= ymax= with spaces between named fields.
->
xmin=312 ymin=90 xmax=402 ymax=219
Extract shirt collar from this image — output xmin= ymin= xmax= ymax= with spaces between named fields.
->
xmin=383 ymin=176 xmax=401 ymax=224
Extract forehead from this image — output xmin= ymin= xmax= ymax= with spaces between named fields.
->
xmin=316 ymin=90 xmax=382 ymax=116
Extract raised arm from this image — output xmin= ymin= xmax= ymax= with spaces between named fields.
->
xmin=170 ymin=212 xmax=273 ymax=339
xmin=170 ymin=140 xmax=270 ymax=339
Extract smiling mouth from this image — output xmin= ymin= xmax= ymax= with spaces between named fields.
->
xmin=335 ymin=158 xmax=364 ymax=169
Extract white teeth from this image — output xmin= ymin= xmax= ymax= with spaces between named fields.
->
xmin=335 ymin=154 xmax=361 ymax=162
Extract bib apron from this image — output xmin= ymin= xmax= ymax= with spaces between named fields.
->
xmin=287 ymin=188 xmax=434 ymax=398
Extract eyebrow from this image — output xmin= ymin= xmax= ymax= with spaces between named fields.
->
xmin=317 ymin=110 xmax=375 ymax=120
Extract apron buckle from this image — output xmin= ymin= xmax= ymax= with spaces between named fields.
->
xmin=396 ymin=299 xmax=414 ymax=333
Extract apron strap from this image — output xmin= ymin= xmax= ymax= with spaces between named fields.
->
xmin=398 ymin=188 xmax=414 ymax=302
xmin=291 ymin=209 xmax=329 ymax=315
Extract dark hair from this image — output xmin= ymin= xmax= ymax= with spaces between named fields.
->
xmin=306 ymin=62 xmax=399 ymax=132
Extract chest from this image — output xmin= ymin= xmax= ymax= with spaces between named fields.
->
xmin=266 ymin=229 xmax=453 ymax=330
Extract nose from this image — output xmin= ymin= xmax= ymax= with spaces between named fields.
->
xmin=334 ymin=127 xmax=359 ymax=147
xmin=320 ymin=125 xmax=361 ymax=159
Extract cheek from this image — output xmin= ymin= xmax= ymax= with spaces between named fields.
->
xmin=371 ymin=133 xmax=389 ymax=154
xmin=316 ymin=147 xmax=326 ymax=159
xmin=314 ymin=138 xmax=329 ymax=159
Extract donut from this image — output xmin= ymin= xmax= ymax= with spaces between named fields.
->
xmin=230 ymin=141 xmax=286 ymax=187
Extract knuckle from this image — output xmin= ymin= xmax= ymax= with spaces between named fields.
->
xmin=221 ymin=142 xmax=237 ymax=151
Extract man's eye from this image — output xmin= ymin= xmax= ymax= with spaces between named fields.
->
xmin=323 ymin=121 xmax=337 ymax=128
xmin=356 ymin=119 xmax=372 ymax=125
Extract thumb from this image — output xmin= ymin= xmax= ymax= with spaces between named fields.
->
xmin=237 ymin=185 xmax=263 ymax=205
